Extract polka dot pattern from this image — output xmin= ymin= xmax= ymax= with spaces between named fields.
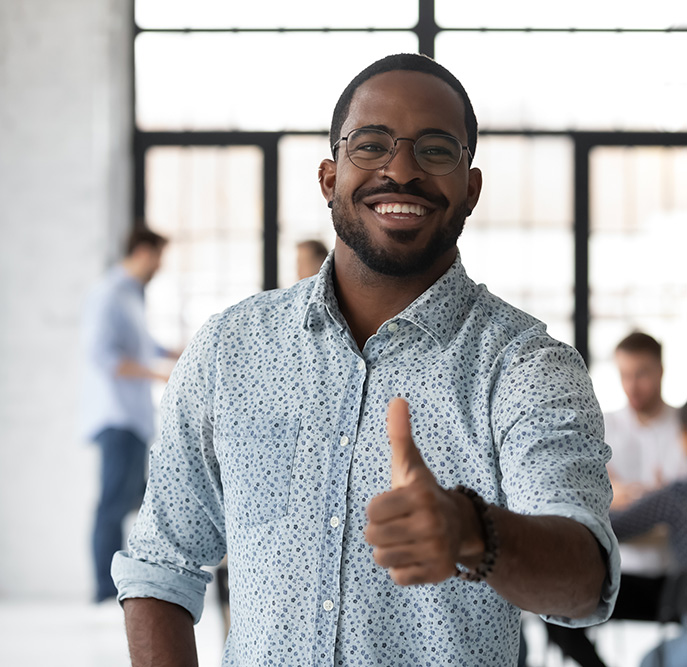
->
xmin=120 ymin=252 xmax=618 ymax=666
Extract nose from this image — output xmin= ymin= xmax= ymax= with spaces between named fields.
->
xmin=381 ymin=138 xmax=425 ymax=184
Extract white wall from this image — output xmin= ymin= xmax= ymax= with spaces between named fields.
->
xmin=0 ymin=0 xmax=132 ymax=599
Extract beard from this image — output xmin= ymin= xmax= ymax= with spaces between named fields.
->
xmin=332 ymin=189 xmax=469 ymax=278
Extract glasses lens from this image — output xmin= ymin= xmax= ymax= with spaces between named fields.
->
xmin=346 ymin=129 xmax=394 ymax=169
xmin=414 ymin=135 xmax=462 ymax=175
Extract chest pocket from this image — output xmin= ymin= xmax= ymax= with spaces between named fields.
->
xmin=220 ymin=418 xmax=301 ymax=528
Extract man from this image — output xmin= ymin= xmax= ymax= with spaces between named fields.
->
xmin=81 ymin=227 xmax=174 ymax=603
xmin=607 ymin=332 xmax=686 ymax=515
xmin=113 ymin=54 xmax=619 ymax=666
xmin=607 ymin=332 xmax=686 ymax=606
xmin=296 ymin=239 xmax=329 ymax=280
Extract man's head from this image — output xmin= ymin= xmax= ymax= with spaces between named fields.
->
xmin=124 ymin=228 xmax=168 ymax=284
xmin=319 ymin=54 xmax=482 ymax=280
xmin=329 ymin=54 xmax=478 ymax=166
xmin=614 ymin=332 xmax=664 ymax=415
xmin=296 ymin=240 xmax=329 ymax=280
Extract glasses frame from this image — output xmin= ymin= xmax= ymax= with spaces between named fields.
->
xmin=333 ymin=128 xmax=472 ymax=176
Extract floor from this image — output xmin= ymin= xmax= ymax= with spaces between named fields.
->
xmin=0 ymin=598 xmax=680 ymax=666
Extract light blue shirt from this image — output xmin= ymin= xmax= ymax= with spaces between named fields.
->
xmin=113 ymin=252 xmax=620 ymax=666
xmin=80 ymin=266 xmax=166 ymax=443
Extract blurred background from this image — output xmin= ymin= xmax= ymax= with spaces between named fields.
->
xmin=1 ymin=0 xmax=687 ymax=664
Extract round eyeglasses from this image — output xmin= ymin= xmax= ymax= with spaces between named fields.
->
xmin=333 ymin=128 xmax=471 ymax=176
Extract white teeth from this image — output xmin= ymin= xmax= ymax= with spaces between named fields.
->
xmin=374 ymin=202 xmax=428 ymax=216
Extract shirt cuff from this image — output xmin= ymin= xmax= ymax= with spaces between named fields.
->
xmin=111 ymin=550 xmax=210 ymax=624
xmin=536 ymin=505 xmax=621 ymax=628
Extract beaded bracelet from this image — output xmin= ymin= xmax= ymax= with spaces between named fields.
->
xmin=450 ymin=485 xmax=500 ymax=582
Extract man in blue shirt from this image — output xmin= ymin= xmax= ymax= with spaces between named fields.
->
xmin=114 ymin=54 xmax=620 ymax=666
xmin=81 ymin=228 xmax=174 ymax=602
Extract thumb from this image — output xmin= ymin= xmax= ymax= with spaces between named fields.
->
xmin=387 ymin=397 xmax=428 ymax=488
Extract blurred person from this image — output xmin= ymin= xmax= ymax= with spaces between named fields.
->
xmin=610 ymin=400 xmax=687 ymax=667
xmin=80 ymin=227 xmax=176 ymax=603
xmin=607 ymin=333 xmax=687 ymax=574
xmin=296 ymin=239 xmax=329 ymax=280
xmin=113 ymin=54 xmax=619 ymax=666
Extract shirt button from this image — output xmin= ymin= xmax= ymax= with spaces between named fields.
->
xmin=357 ymin=358 xmax=365 ymax=371
xmin=340 ymin=435 xmax=349 ymax=447
xmin=330 ymin=516 xmax=340 ymax=528
xmin=388 ymin=322 xmax=399 ymax=332
xmin=323 ymin=600 xmax=334 ymax=611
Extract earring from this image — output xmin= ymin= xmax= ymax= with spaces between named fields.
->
xmin=327 ymin=201 xmax=333 ymax=209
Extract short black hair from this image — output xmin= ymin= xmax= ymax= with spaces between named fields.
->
xmin=126 ymin=228 xmax=168 ymax=256
xmin=330 ymin=53 xmax=478 ymax=165
xmin=615 ymin=331 xmax=662 ymax=362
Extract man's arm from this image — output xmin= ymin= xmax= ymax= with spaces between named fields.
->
xmin=365 ymin=398 xmax=610 ymax=619
xmin=116 ymin=357 xmax=170 ymax=382
xmin=123 ymin=598 xmax=198 ymax=667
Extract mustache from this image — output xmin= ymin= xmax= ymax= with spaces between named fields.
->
xmin=352 ymin=183 xmax=449 ymax=209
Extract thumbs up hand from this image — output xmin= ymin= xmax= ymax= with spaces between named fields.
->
xmin=365 ymin=398 xmax=484 ymax=586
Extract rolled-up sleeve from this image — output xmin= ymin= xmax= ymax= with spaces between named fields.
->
xmin=493 ymin=331 xmax=621 ymax=627
xmin=112 ymin=314 xmax=226 ymax=623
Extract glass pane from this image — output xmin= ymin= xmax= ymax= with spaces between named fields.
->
xmin=136 ymin=32 xmax=418 ymax=131
xmin=278 ymin=135 xmax=336 ymax=287
xmin=588 ymin=146 xmax=687 ymax=411
xmin=460 ymin=136 xmax=574 ymax=345
xmin=436 ymin=32 xmax=687 ymax=131
xmin=436 ymin=0 xmax=686 ymax=29
xmin=137 ymin=0 xmax=417 ymax=29
xmin=144 ymin=146 xmax=264 ymax=347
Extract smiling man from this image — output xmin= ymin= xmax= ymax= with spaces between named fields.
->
xmin=113 ymin=54 xmax=619 ymax=667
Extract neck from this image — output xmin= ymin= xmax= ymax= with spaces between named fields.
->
xmin=333 ymin=243 xmax=456 ymax=350
xmin=121 ymin=258 xmax=146 ymax=285
xmin=634 ymin=399 xmax=665 ymax=425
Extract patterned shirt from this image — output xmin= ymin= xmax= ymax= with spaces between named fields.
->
xmin=80 ymin=266 xmax=167 ymax=442
xmin=113 ymin=252 xmax=620 ymax=666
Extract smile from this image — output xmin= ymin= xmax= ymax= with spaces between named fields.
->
xmin=373 ymin=202 xmax=428 ymax=216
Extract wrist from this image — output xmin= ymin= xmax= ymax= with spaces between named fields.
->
xmin=448 ymin=485 xmax=500 ymax=582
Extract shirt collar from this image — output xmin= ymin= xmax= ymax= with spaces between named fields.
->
xmin=301 ymin=250 xmax=475 ymax=349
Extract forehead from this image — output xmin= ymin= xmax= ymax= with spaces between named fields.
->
xmin=615 ymin=349 xmax=661 ymax=370
xmin=343 ymin=70 xmax=467 ymax=139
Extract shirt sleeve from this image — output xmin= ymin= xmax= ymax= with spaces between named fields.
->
xmin=84 ymin=292 xmax=127 ymax=374
xmin=111 ymin=314 xmax=226 ymax=623
xmin=492 ymin=330 xmax=621 ymax=628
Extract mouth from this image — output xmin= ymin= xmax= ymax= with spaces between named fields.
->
xmin=372 ymin=201 xmax=429 ymax=217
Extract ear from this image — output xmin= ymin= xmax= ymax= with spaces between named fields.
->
xmin=466 ymin=167 xmax=483 ymax=215
xmin=319 ymin=159 xmax=337 ymax=207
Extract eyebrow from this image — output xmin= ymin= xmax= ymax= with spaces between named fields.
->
xmin=353 ymin=124 xmax=460 ymax=140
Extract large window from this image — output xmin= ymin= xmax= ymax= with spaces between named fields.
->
xmin=135 ymin=1 xmax=687 ymax=411
xmin=589 ymin=146 xmax=687 ymax=409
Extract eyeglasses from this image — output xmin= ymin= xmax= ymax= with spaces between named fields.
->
xmin=333 ymin=128 xmax=471 ymax=176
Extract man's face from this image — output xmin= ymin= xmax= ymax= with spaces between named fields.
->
xmin=139 ymin=246 xmax=164 ymax=284
xmin=615 ymin=349 xmax=663 ymax=413
xmin=320 ymin=70 xmax=482 ymax=278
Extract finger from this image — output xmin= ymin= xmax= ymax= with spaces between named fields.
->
xmin=389 ymin=561 xmax=456 ymax=587
xmin=373 ymin=536 xmax=448 ymax=569
xmin=366 ymin=484 xmax=434 ymax=523
xmin=365 ymin=509 xmax=442 ymax=547
xmin=387 ymin=398 xmax=427 ymax=488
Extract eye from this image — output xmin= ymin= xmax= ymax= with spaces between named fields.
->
xmin=419 ymin=145 xmax=453 ymax=156
xmin=351 ymin=141 xmax=388 ymax=154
